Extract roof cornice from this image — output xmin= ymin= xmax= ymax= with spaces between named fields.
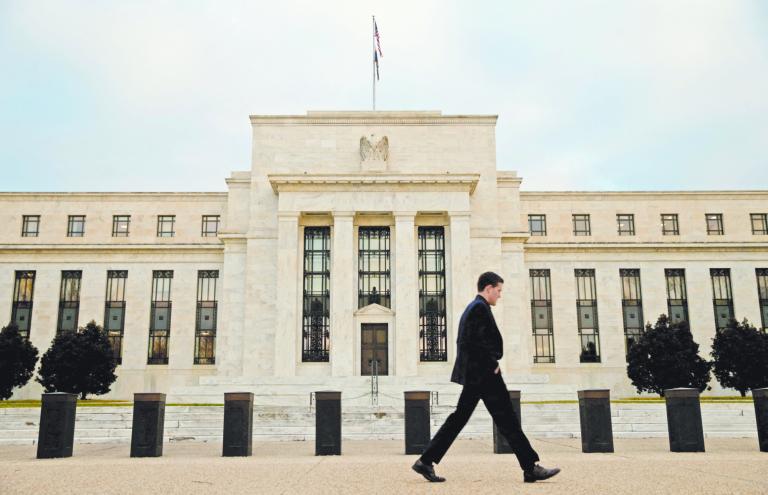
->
xmin=267 ymin=173 xmax=480 ymax=194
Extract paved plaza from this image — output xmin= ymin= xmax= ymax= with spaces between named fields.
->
xmin=1 ymin=438 xmax=765 ymax=494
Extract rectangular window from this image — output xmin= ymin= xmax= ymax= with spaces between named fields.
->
xmin=11 ymin=271 xmax=36 ymax=339
xmin=302 ymin=227 xmax=330 ymax=362
xmin=575 ymin=269 xmax=600 ymax=362
xmin=757 ymin=268 xmax=768 ymax=332
xmin=112 ymin=215 xmax=130 ymax=237
xmin=358 ymin=227 xmax=391 ymax=308
xmin=148 ymin=270 xmax=173 ymax=364
xmin=157 ymin=215 xmax=175 ymax=237
xmin=620 ymin=269 xmax=644 ymax=359
xmin=201 ymin=215 xmax=220 ymax=237
xmin=67 ymin=215 xmax=85 ymax=237
xmin=572 ymin=214 xmax=591 ymax=236
xmin=528 ymin=214 xmax=547 ymax=236
xmin=56 ymin=271 xmax=82 ymax=334
xmin=104 ymin=270 xmax=127 ymax=364
xmin=530 ymin=269 xmax=554 ymax=363
xmin=21 ymin=215 xmax=40 ymax=237
xmin=665 ymin=269 xmax=689 ymax=324
xmin=751 ymin=214 xmax=768 ymax=235
xmin=710 ymin=268 xmax=734 ymax=331
xmin=617 ymin=214 xmax=635 ymax=236
xmin=706 ymin=213 xmax=724 ymax=235
xmin=194 ymin=270 xmax=218 ymax=364
xmin=661 ymin=214 xmax=679 ymax=236
xmin=419 ymin=226 xmax=447 ymax=361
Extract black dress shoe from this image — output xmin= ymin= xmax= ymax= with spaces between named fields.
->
xmin=523 ymin=464 xmax=561 ymax=483
xmin=412 ymin=459 xmax=446 ymax=482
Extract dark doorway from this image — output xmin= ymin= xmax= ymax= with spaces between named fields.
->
xmin=361 ymin=323 xmax=388 ymax=375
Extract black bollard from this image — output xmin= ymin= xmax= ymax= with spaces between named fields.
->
xmin=753 ymin=388 xmax=768 ymax=453
xmin=493 ymin=390 xmax=521 ymax=454
xmin=404 ymin=391 xmax=431 ymax=455
xmin=578 ymin=389 xmax=614 ymax=453
xmin=664 ymin=388 xmax=705 ymax=452
xmin=223 ymin=392 xmax=254 ymax=457
xmin=37 ymin=392 xmax=77 ymax=459
xmin=315 ymin=391 xmax=341 ymax=455
xmin=130 ymin=393 xmax=166 ymax=457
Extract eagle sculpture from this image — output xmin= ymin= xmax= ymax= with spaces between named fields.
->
xmin=359 ymin=135 xmax=389 ymax=162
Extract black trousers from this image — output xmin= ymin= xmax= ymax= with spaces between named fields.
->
xmin=420 ymin=372 xmax=540 ymax=471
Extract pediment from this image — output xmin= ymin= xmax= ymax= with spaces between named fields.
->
xmin=354 ymin=303 xmax=395 ymax=317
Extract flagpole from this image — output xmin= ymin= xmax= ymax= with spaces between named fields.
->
xmin=372 ymin=15 xmax=376 ymax=111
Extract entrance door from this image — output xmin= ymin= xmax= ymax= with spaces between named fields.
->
xmin=361 ymin=323 xmax=388 ymax=375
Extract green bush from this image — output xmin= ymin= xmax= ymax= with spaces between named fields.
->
xmin=0 ymin=323 xmax=39 ymax=400
xmin=711 ymin=318 xmax=768 ymax=397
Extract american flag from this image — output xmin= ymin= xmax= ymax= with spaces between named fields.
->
xmin=374 ymin=19 xmax=382 ymax=80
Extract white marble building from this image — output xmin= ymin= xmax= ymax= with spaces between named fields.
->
xmin=2 ymin=111 xmax=767 ymax=402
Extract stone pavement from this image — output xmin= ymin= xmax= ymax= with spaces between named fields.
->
xmin=1 ymin=438 xmax=766 ymax=494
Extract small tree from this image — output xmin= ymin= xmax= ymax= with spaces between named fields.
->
xmin=36 ymin=320 xmax=117 ymax=400
xmin=627 ymin=315 xmax=711 ymax=396
xmin=0 ymin=323 xmax=39 ymax=400
xmin=711 ymin=318 xmax=768 ymax=397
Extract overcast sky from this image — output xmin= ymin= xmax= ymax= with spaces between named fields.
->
xmin=1 ymin=1 xmax=766 ymax=192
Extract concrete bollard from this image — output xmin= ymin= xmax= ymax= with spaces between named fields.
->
xmin=664 ymin=388 xmax=705 ymax=452
xmin=578 ymin=389 xmax=614 ymax=453
xmin=315 ymin=391 xmax=341 ymax=455
xmin=37 ymin=392 xmax=77 ymax=459
xmin=130 ymin=393 xmax=166 ymax=457
xmin=404 ymin=391 xmax=430 ymax=455
xmin=223 ymin=392 xmax=254 ymax=457
xmin=752 ymin=388 xmax=768 ymax=453
xmin=493 ymin=390 xmax=521 ymax=454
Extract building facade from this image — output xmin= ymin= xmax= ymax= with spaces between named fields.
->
xmin=2 ymin=111 xmax=767 ymax=401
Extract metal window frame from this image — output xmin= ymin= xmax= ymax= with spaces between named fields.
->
xmin=757 ymin=268 xmax=768 ymax=332
xmin=751 ymin=213 xmax=768 ymax=235
xmin=617 ymin=214 xmax=635 ymax=236
xmin=418 ymin=226 xmax=447 ymax=362
xmin=358 ymin=226 xmax=391 ymax=308
xmin=575 ymin=269 xmax=600 ymax=363
xmin=661 ymin=214 xmax=679 ymax=235
xmin=529 ymin=269 xmax=555 ymax=363
xmin=104 ymin=270 xmax=128 ymax=364
xmin=21 ymin=215 xmax=40 ymax=237
xmin=67 ymin=215 xmax=85 ymax=237
xmin=302 ymin=226 xmax=331 ymax=362
xmin=147 ymin=270 xmax=173 ymax=364
xmin=156 ymin=215 xmax=176 ymax=237
xmin=111 ymin=215 xmax=131 ymax=237
xmin=572 ymin=214 xmax=591 ymax=236
xmin=194 ymin=270 xmax=219 ymax=364
xmin=710 ymin=268 xmax=734 ymax=331
xmin=528 ymin=214 xmax=547 ymax=236
xmin=201 ymin=215 xmax=220 ymax=237
xmin=665 ymin=268 xmax=689 ymax=324
xmin=620 ymin=268 xmax=644 ymax=359
xmin=56 ymin=271 xmax=82 ymax=334
xmin=706 ymin=213 xmax=724 ymax=236
xmin=11 ymin=270 xmax=36 ymax=339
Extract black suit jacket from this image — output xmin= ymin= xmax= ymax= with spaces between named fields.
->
xmin=450 ymin=294 xmax=504 ymax=386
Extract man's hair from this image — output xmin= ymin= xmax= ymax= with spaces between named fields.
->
xmin=477 ymin=271 xmax=504 ymax=292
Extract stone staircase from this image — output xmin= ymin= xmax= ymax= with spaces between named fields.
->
xmin=0 ymin=402 xmax=757 ymax=446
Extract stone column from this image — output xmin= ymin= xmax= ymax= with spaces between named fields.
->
xmin=394 ymin=212 xmax=418 ymax=376
xmin=274 ymin=212 xmax=300 ymax=377
xmin=331 ymin=211 xmax=355 ymax=377
xmin=449 ymin=212 xmax=473 ymax=362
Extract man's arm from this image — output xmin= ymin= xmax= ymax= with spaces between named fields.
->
xmin=458 ymin=305 xmax=500 ymax=372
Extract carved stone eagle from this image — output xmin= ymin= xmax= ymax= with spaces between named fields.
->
xmin=359 ymin=135 xmax=389 ymax=162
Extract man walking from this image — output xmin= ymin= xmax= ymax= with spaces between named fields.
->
xmin=412 ymin=272 xmax=561 ymax=483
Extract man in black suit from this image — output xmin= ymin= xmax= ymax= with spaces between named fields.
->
xmin=412 ymin=271 xmax=561 ymax=483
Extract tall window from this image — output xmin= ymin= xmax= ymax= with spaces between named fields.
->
xmin=706 ymin=213 xmax=724 ymax=235
xmin=11 ymin=271 xmax=36 ymax=339
xmin=661 ymin=214 xmax=679 ymax=235
xmin=572 ymin=214 xmax=591 ymax=236
xmin=112 ymin=215 xmax=130 ymax=237
xmin=56 ymin=271 xmax=82 ymax=334
xmin=358 ymin=227 xmax=391 ymax=308
xmin=710 ymin=268 xmax=734 ymax=331
xmin=148 ymin=270 xmax=173 ymax=364
xmin=620 ymin=269 xmax=644 ymax=358
xmin=201 ymin=215 xmax=220 ymax=237
xmin=104 ymin=270 xmax=127 ymax=364
xmin=67 ymin=215 xmax=85 ymax=237
xmin=757 ymin=268 xmax=768 ymax=332
xmin=302 ymin=227 xmax=330 ymax=362
xmin=665 ymin=269 xmax=689 ymax=324
xmin=528 ymin=214 xmax=547 ymax=236
xmin=530 ymin=269 xmax=554 ymax=363
xmin=157 ymin=215 xmax=175 ymax=237
xmin=194 ymin=270 xmax=218 ymax=364
xmin=751 ymin=214 xmax=768 ymax=235
xmin=419 ymin=226 xmax=447 ymax=361
xmin=617 ymin=214 xmax=635 ymax=236
xmin=575 ymin=269 xmax=600 ymax=362
xmin=21 ymin=215 xmax=40 ymax=237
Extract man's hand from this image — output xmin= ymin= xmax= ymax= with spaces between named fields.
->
xmin=494 ymin=366 xmax=500 ymax=374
